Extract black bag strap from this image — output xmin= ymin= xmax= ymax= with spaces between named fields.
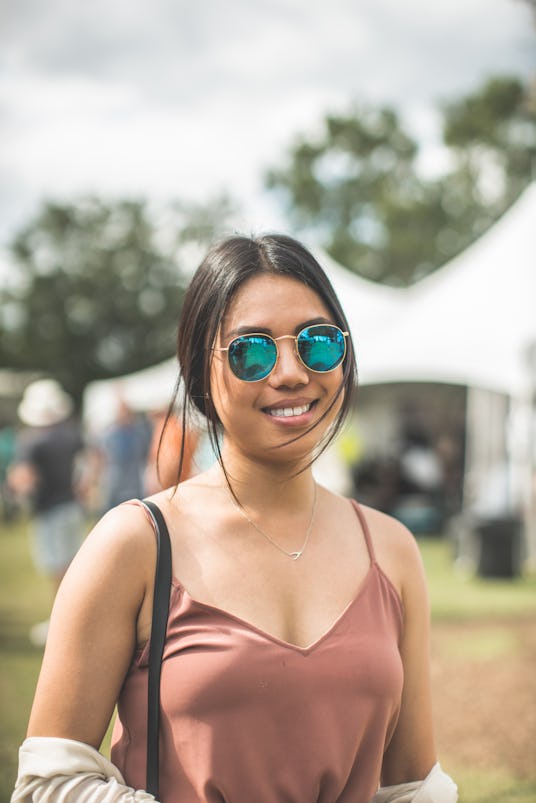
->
xmin=141 ymin=499 xmax=172 ymax=798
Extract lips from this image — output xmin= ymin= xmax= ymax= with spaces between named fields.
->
xmin=262 ymin=400 xmax=317 ymax=418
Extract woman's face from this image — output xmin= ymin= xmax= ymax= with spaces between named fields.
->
xmin=210 ymin=273 xmax=344 ymax=467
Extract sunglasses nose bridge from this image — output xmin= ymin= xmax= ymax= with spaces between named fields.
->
xmin=273 ymin=334 xmax=300 ymax=361
xmin=271 ymin=334 xmax=308 ymax=379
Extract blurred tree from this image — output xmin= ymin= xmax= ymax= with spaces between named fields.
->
xmin=265 ymin=105 xmax=437 ymax=285
xmin=441 ymin=76 xmax=535 ymax=205
xmin=0 ymin=195 xmax=234 ymax=406
xmin=265 ymin=75 xmax=535 ymax=286
xmin=426 ymin=75 xmax=536 ymax=268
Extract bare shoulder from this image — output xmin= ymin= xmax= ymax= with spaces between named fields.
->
xmin=59 ymin=500 xmax=157 ymax=608
xmin=357 ymin=503 xmax=422 ymax=559
xmin=316 ymin=486 xmax=422 ymax=566
xmin=80 ymin=500 xmax=156 ymax=564
xmin=156 ymin=471 xmax=230 ymax=530
xmin=353 ymin=502 xmax=427 ymax=600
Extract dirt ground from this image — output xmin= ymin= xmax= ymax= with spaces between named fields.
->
xmin=431 ymin=618 xmax=536 ymax=778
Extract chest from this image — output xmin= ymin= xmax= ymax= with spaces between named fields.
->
xmin=187 ymin=518 xmax=371 ymax=648
xmin=119 ymin=567 xmax=404 ymax=803
xmin=138 ymin=502 xmax=373 ymax=650
xmin=159 ymin=573 xmax=403 ymax=697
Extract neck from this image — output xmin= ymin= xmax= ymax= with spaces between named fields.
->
xmin=209 ymin=444 xmax=316 ymax=515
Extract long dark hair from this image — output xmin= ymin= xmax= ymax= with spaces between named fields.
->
xmin=160 ymin=234 xmax=358 ymax=487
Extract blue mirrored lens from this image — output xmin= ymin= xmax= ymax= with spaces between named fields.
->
xmin=228 ymin=335 xmax=277 ymax=381
xmin=298 ymin=325 xmax=345 ymax=371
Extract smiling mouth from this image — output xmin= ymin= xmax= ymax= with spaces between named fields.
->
xmin=263 ymin=401 xmax=316 ymax=418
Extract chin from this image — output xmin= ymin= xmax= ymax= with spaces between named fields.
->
xmin=263 ymin=431 xmax=326 ymax=469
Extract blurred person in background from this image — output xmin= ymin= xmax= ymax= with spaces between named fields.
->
xmin=393 ymin=422 xmax=445 ymax=535
xmin=144 ymin=406 xmax=200 ymax=494
xmin=398 ymin=424 xmax=443 ymax=497
xmin=97 ymin=393 xmax=152 ymax=511
xmin=0 ymin=418 xmax=18 ymax=522
xmin=8 ymin=379 xmax=85 ymax=646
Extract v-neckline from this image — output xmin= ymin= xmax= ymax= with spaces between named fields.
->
xmin=137 ymin=497 xmax=401 ymax=657
xmin=175 ymin=562 xmax=378 ymax=655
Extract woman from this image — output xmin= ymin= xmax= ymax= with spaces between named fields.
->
xmin=12 ymin=235 xmax=457 ymax=802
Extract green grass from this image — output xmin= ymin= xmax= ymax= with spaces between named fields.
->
xmin=1 ymin=520 xmax=535 ymax=802
xmin=419 ymin=536 xmax=536 ymax=621
xmin=0 ymin=518 xmax=51 ymax=800
xmin=449 ymin=768 xmax=536 ymax=803
xmin=438 ymin=624 xmax=521 ymax=661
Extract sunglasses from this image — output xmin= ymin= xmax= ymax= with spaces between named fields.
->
xmin=213 ymin=323 xmax=349 ymax=382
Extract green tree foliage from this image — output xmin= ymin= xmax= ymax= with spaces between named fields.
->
xmin=442 ymin=75 xmax=535 ymax=207
xmin=0 ymin=196 xmax=234 ymax=405
xmin=265 ymin=76 xmax=536 ymax=286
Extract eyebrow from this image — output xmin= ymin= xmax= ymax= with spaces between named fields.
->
xmin=224 ymin=316 xmax=333 ymax=339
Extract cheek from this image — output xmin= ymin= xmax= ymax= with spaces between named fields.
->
xmin=209 ymin=360 xmax=254 ymax=430
xmin=209 ymin=359 xmax=229 ymax=422
xmin=324 ymin=370 xmax=345 ymax=416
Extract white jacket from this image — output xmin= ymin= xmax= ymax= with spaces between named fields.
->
xmin=11 ymin=737 xmax=457 ymax=803
xmin=11 ymin=738 xmax=156 ymax=802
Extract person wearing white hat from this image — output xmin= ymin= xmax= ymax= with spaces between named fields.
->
xmin=8 ymin=379 xmax=85 ymax=646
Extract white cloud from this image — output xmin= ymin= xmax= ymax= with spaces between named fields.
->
xmin=0 ymin=0 xmax=534 ymax=245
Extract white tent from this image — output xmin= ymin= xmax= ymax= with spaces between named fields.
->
xmin=83 ymin=359 xmax=178 ymax=433
xmin=316 ymin=250 xmax=405 ymax=340
xmin=339 ymin=183 xmax=536 ymax=395
xmin=323 ymin=186 xmax=536 ymax=553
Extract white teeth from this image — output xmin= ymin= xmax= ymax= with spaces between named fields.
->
xmin=267 ymin=403 xmax=311 ymax=418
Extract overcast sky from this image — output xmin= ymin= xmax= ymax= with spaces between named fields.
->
xmin=1 ymin=0 xmax=534 ymax=250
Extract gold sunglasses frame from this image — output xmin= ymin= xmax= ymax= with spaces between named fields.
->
xmin=212 ymin=324 xmax=349 ymax=382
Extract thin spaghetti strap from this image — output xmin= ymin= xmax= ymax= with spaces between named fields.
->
xmin=350 ymin=499 xmax=377 ymax=566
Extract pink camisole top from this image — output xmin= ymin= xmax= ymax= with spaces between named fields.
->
xmin=111 ymin=500 xmax=404 ymax=803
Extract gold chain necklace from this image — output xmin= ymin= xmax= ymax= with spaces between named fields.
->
xmin=230 ymin=483 xmax=318 ymax=560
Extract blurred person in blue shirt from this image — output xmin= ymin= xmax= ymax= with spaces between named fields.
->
xmin=98 ymin=394 xmax=152 ymax=511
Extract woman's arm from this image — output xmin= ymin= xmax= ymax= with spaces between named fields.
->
xmin=378 ymin=519 xmax=437 ymax=785
xmin=27 ymin=503 xmax=155 ymax=746
xmin=12 ymin=504 xmax=158 ymax=801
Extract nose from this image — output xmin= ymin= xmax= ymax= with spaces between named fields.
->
xmin=268 ymin=337 xmax=309 ymax=388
